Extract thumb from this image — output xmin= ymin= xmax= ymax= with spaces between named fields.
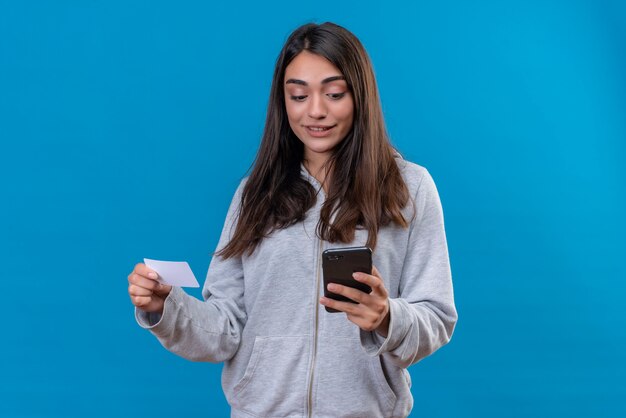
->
xmin=155 ymin=282 xmax=172 ymax=297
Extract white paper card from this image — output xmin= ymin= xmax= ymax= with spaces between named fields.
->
xmin=143 ymin=258 xmax=200 ymax=288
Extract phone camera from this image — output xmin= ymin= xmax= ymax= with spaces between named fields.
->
xmin=327 ymin=255 xmax=344 ymax=261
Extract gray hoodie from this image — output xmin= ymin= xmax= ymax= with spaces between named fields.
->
xmin=136 ymin=156 xmax=457 ymax=418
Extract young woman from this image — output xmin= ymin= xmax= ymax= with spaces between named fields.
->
xmin=128 ymin=22 xmax=457 ymax=418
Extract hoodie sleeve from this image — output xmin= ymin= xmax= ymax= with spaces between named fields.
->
xmin=360 ymin=169 xmax=457 ymax=368
xmin=134 ymin=179 xmax=247 ymax=363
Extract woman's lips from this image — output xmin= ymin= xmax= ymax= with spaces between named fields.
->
xmin=305 ymin=125 xmax=336 ymax=137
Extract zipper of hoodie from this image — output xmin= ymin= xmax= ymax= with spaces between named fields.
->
xmin=307 ymin=237 xmax=323 ymax=417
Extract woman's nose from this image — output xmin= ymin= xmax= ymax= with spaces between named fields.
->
xmin=307 ymin=94 xmax=327 ymax=119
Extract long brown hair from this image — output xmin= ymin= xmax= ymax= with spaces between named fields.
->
xmin=217 ymin=22 xmax=410 ymax=259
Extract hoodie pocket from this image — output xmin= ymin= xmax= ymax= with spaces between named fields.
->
xmin=232 ymin=336 xmax=310 ymax=417
xmin=314 ymin=337 xmax=397 ymax=417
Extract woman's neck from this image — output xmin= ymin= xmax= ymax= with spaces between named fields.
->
xmin=303 ymin=156 xmax=331 ymax=193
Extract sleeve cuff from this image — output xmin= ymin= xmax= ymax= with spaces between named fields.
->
xmin=360 ymin=298 xmax=406 ymax=356
xmin=134 ymin=286 xmax=185 ymax=337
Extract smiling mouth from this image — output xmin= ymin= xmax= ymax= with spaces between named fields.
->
xmin=306 ymin=125 xmax=335 ymax=132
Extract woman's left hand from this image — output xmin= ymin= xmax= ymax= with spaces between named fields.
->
xmin=319 ymin=265 xmax=391 ymax=337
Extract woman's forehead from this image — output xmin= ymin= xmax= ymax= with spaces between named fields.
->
xmin=284 ymin=51 xmax=345 ymax=85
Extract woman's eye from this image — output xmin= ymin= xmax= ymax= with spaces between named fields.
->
xmin=328 ymin=92 xmax=346 ymax=100
xmin=290 ymin=95 xmax=307 ymax=102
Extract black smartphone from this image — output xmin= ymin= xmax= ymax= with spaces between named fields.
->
xmin=322 ymin=246 xmax=372 ymax=313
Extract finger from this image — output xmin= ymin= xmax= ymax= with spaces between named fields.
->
xmin=326 ymin=283 xmax=371 ymax=305
xmin=128 ymin=273 xmax=160 ymax=291
xmin=153 ymin=284 xmax=172 ymax=298
xmin=319 ymin=296 xmax=361 ymax=315
xmin=128 ymin=284 xmax=153 ymax=297
xmin=353 ymin=272 xmax=388 ymax=297
xmin=328 ymin=283 xmax=388 ymax=319
xmin=131 ymin=295 xmax=152 ymax=308
xmin=346 ymin=312 xmax=380 ymax=332
xmin=372 ymin=265 xmax=381 ymax=278
xmin=132 ymin=263 xmax=159 ymax=280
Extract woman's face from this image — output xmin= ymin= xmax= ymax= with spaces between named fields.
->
xmin=284 ymin=51 xmax=354 ymax=165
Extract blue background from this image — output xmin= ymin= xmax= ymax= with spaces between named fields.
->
xmin=1 ymin=1 xmax=624 ymax=417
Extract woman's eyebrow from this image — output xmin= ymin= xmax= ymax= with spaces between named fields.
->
xmin=285 ymin=76 xmax=346 ymax=86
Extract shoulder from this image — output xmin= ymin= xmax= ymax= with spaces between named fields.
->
xmin=393 ymin=153 xmax=445 ymax=225
xmin=222 ymin=176 xmax=250 ymax=217
xmin=238 ymin=175 xmax=250 ymax=192
xmin=393 ymin=153 xmax=432 ymax=197
xmin=230 ymin=175 xmax=250 ymax=200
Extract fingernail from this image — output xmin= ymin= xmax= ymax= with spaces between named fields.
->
xmin=148 ymin=272 xmax=157 ymax=279
xmin=352 ymin=272 xmax=360 ymax=279
xmin=327 ymin=283 xmax=337 ymax=291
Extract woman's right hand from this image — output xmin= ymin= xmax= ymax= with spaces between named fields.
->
xmin=128 ymin=263 xmax=172 ymax=314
